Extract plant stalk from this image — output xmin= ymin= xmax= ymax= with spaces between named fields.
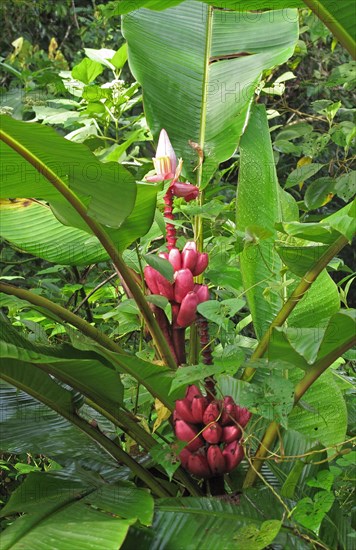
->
xmin=0 ymin=282 xmax=125 ymax=354
xmin=1 ymin=372 xmax=171 ymax=498
xmin=243 ymin=336 xmax=355 ymax=488
xmin=241 ymin=235 xmax=348 ymax=381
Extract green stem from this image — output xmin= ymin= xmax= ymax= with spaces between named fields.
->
xmin=1 ymin=373 xmax=170 ymax=498
xmin=302 ymin=0 xmax=355 ymax=57
xmin=85 ymin=399 xmax=203 ymax=496
xmin=243 ymin=336 xmax=355 ymax=488
xmin=0 ymin=282 xmax=124 ymax=354
xmin=0 ymin=283 xmax=173 ymax=409
xmin=241 ymin=235 xmax=348 ymax=381
xmin=0 ymin=130 xmax=177 ymax=371
xmin=190 ymin=5 xmax=213 ymax=363
xmin=33 ymin=361 xmax=201 ymax=495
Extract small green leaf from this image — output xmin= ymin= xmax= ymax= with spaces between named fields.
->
xmin=305 ymin=177 xmax=335 ymax=210
xmin=72 ymin=58 xmax=104 ymax=84
xmin=111 ymin=43 xmax=128 ymax=69
xmin=293 ymin=491 xmax=335 ymax=533
xmin=281 ymin=460 xmax=305 ymax=498
xmin=144 ymin=254 xmax=174 ymax=282
xmin=335 ymin=171 xmax=356 ymax=202
xmin=307 ymin=470 xmax=334 ymax=491
xmin=233 ymin=519 xmax=282 ymax=550
xmin=285 ymin=163 xmax=324 ymax=189
xmin=150 ymin=443 xmax=183 ymax=481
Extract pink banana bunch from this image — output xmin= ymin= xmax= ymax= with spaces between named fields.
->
xmin=174 ymin=385 xmax=251 ymax=477
xmin=144 ymin=241 xmax=209 ymax=328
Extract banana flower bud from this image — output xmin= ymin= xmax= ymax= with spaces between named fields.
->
xmin=145 ymin=129 xmax=177 ymax=182
xmin=171 ymin=181 xmax=199 ymax=201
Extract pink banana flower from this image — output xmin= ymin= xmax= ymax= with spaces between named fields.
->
xmin=146 ymin=129 xmax=177 ymax=182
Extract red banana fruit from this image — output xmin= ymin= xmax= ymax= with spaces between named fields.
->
xmin=220 ymin=398 xmax=237 ymax=426
xmin=174 ymin=269 xmax=194 ymax=303
xmin=187 ymin=452 xmax=211 ymax=477
xmin=168 ymin=248 xmax=182 ymax=271
xmin=221 ymin=425 xmax=242 ymax=444
xmin=185 ymin=385 xmax=202 ymax=402
xmin=222 ymin=441 xmax=244 ymax=472
xmin=176 ymin=292 xmax=198 ymax=327
xmin=203 ymin=402 xmax=221 ymax=425
xmin=193 ymin=284 xmax=210 ymax=304
xmin=207 ymin=445 xmax=226 ymax=475
xmin=192 ymin=253 xmax=209 ymax=276
xmin=144 ymin=266 xmax=159 ymax=294
xmin=174 ymin=420 xmax=203 ymax=452
xmin=191 ymin=395 xmax=208 ymax=423
xmin=175 ymin=399 xmax=196 ymax=423
xmin=202 ymin=422 xmax=222 ymax=444
xmin=182 ymin=248 xmax=197 ymax=271
xmin=235 ymin=406 xmax=252 ymax=427
xmin=179 ymin=448 xmax=192 ymax=469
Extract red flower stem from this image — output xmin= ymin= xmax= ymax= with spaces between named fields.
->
xmin=197 ymin=314 xmax=215 ymax=399
xmin=164 ymin=186 xmax=177 ymax=251
xmin=172 ymin=327 xmax=186 ymax=366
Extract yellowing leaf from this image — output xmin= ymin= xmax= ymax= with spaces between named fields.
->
xmin=321 ymin=192 xmax=335 ymax=206
xmin=153 ymin=399 xmax=171 ymax=433
xmin=297 ymin=156 xmax=312 ymax=189
xmin=48 ymin=37 xmax=58 ymax=59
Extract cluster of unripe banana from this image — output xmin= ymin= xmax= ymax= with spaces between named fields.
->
xmin=144 ymin=241 xmax=209 ymax=328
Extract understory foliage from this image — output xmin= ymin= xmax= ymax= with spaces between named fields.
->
xmin=0 ymin=1 xmax=355 ymax=549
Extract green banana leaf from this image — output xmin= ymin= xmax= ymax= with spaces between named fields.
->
xmin=0 ymin=382 xmax=123 ymax=478
xmin=0 ymin=312 xmax=124 ymax=407
xmin=0 ymin=199 xmax=109 ymax=265
xmin=302 ymin=0 xmax=356 ymax=57
xmin=0 ymin=115 xmax=136 ymax=229
xmin=103 ymin=0 xmax=304 ymax=17
xmin=0 ymin=470 xmax=153 ymax=550
xmin=236 ymin=104 xmax=283 ymax=339
xmin=123 ymin=1 xmax=299 ymax=185
xmin=0 ymin=116 xmax=159 ymax=259
xmin=123 ymin=490 xmax=311 ymax=549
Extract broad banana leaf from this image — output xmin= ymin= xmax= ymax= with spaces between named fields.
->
xmin=0 ymin=470 xmax=153 ymax=550
xmin=236 ymin=105 xmax=340 ymax=339
xmin=123 ymin=491 xmax=311 ymax=549
xmin=0 ymin=182 xmax=157 ymax=264
xmin=0 ymin=115 xmax=136 ymax=229
xmin=104 ymin=0 xmax=304 ymax=17
xmin=302 ymin=0 xmax=356 ymax=57
xmin=0 ymin=116 xmax=159 ymax=262
xmin=236 ymin=104 xmax=283 ymax=339
xmin=123 ymin=1 xmax=299 ymax=185
xmin=0 ymin=199 xmax=109 ymax=264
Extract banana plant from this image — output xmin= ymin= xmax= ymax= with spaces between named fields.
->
xmin=0 ymin=1 xmax=355 ymax=548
